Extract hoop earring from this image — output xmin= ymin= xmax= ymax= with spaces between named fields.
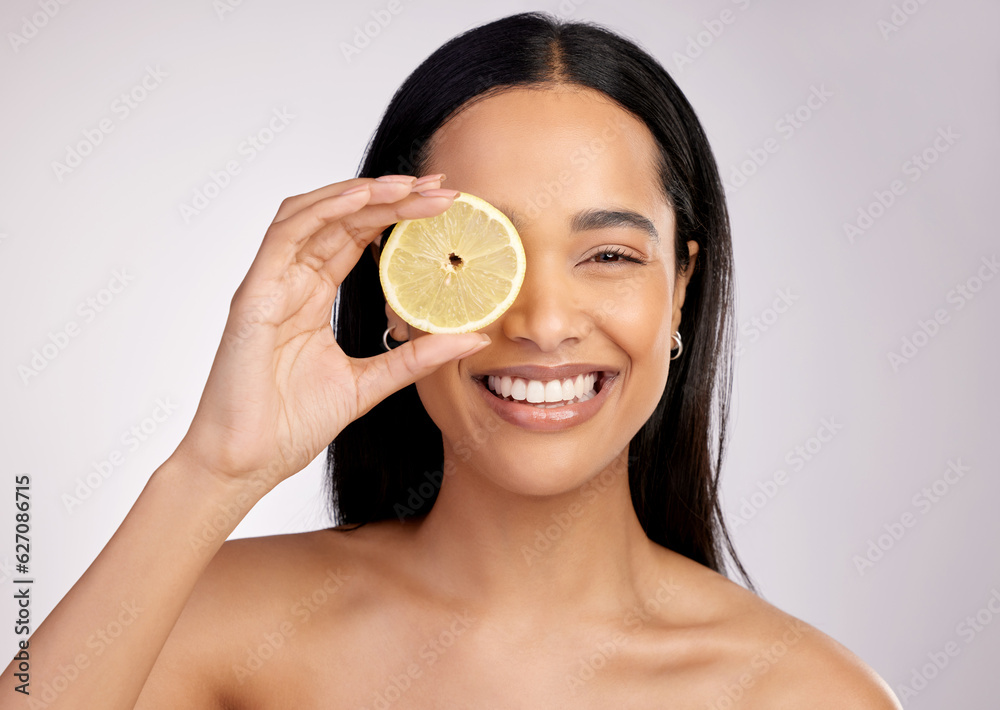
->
xmin=383 ymin=327 xmax=403 ymax=352
xmin=670 ymin=331 xmax=683 ymax=360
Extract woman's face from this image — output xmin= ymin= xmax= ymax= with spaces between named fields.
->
xmin=395 ymin=85 xmax=698 ymax=496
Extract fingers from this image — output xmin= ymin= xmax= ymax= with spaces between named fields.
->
xmin=271 ymin=176 xmax=397 ymax=221
xmin=310 ymin=187 xmax=461 ymax=286
xmin=255 ymin=176 xmax=455 ymax=282
xmin=352 ymin=333 xmax=490 ymax=417
xmin=272 ymin=173 xmax=444 ymax=222
xmin=286 ymin=180 xmax=455 ymax=257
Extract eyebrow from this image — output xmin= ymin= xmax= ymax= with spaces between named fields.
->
xmin=498 ymin=205 xmax=659 ymax=244
xmin=571 ymin=208 xmax=659 ymax=244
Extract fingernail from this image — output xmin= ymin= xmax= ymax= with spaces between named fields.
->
xmin=417 ymin=189 xmax=460 ymax=199
xmin=376 ymin=174 xmax=417 ymax=184
xmin=414 ymin=173 xmax=446 ymax=186
xmin=458 ymin=333 xmax=491 ymax=355
xmin=340 ymin=183 xmax=371 ymax=195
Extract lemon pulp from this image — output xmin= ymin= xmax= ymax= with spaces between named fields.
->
xmin=379 ymin=192 xmax=526 ymax=334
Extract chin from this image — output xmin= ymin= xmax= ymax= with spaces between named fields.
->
xmin=449 ymin=441 xmax=629 ymax=501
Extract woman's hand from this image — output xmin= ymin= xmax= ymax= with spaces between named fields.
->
xmin=174 ymin=175 xmax=489 ymax=494
xmin=0 ymin=179 xmax=490 ymax=710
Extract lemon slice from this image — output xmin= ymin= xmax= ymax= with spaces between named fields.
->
xmin=379 ymin=192 xmax=526 ymax=334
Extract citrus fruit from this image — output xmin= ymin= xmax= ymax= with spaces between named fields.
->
xmin=379 ymin=192 xmax=526 ymax=334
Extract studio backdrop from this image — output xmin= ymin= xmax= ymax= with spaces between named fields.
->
xmin=1 ymin=1 xmax=997 ymax=707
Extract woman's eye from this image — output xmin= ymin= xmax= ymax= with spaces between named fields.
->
xmin=589 ymin=248 xmax=644 ymax=265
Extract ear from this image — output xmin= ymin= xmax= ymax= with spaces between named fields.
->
xmin=384 ymin=302 xmax=410 ymax=343
xmin=670 ymin=240 xmax=699 ymax=334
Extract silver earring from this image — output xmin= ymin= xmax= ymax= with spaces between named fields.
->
xmin=670 ymin=331 xmax=683 ymax=360
xmin=383 ymin=327 xmax=401 ymax=352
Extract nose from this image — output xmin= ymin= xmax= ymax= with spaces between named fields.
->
xmin=499 ymin=256 xmax=591 ymax=352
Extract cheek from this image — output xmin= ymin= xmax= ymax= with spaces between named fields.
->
xmin=597 ymin=270 xmax=673 ymax=381
xmin=406 ymin=329 xmax=455 ymax=423
xmin=414 ymin=365 xmax=454 ymax=426
xmin=413 ymin=364 xmax=497 ymax=452
xmin=601 ymin=268 xmax=672 ymax=339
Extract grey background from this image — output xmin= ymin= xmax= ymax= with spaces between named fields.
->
xmin=1 ymin=0 xmax=997 ymax=706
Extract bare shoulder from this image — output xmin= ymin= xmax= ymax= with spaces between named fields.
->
xmin=750 ymin=617 xmax=903 ymax=709
xmin=658 ymin=551 xmax=901 ymax=709
xmin=136 ymin=528 xmax=358 ymax=708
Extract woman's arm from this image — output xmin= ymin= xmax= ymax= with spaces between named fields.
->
xmin=3 ymin=452 xmax=261 ymax=709
xmin=1 ymin=175 xmax=487 ymax=709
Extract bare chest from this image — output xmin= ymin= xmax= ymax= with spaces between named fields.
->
xmin=228 ymin=609 xmax=741 ymax=710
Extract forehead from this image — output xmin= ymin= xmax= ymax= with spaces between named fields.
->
xmin=424 ymin=85 xmax=668 ymax=221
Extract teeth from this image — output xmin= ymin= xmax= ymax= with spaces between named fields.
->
xmin=485 ymin=372 xmax=601 ymax=406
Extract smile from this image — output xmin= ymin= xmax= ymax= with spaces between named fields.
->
xmin=470 ymin=366 xmax=617 ymax=431
xmin=481 ymin=372 xmax=603 ymax=408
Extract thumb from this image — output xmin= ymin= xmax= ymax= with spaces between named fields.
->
xmin=354 ymin=332 xmax=490 ymax=414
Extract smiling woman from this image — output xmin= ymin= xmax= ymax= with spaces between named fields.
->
xmin=4 ymin=11 xmax=902 ymax=710
xmin=334 ymin=16 xmax=728 ymax=573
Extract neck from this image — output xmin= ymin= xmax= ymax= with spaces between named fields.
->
xmin=409 ymin=447 xmax=660 ymax=617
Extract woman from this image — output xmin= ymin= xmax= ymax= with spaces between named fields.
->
xmin=7 ymin=12 xmax=901 ymax=708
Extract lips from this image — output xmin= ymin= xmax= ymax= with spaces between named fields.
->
xmin=472 ymin=366 xmax=615 ymax=431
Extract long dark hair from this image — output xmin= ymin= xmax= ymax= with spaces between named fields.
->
xmin=326 ymin=12 xmax=751 ymax=588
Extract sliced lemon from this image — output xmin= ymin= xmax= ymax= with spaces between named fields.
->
xmin=379 ymin=192 xmax=526 ymax=334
